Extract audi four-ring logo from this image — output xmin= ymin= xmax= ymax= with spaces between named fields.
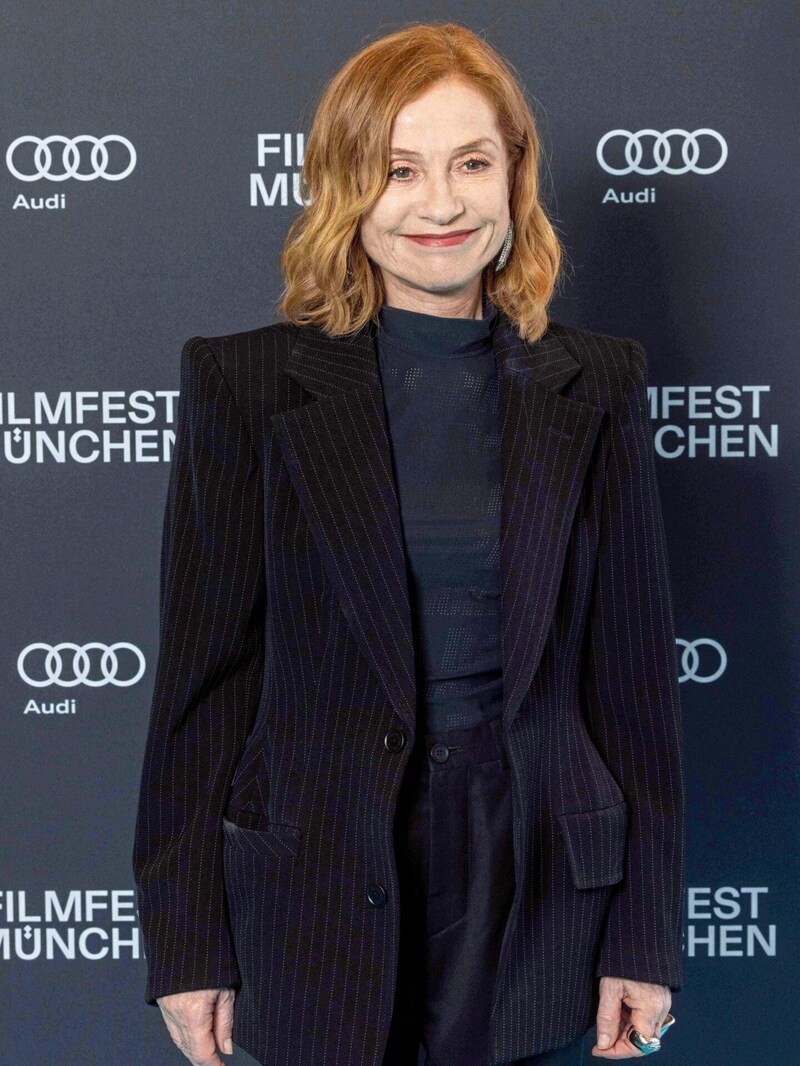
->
xmin=18 ymin=642 xmax=146 ymax=687
xmin=597 ymin=128 xmax=727 ymax=175
xmin=6 ymin=135 xmax=137 ymax=182
xmin=676 ymin=638 xmax=727 ymax=683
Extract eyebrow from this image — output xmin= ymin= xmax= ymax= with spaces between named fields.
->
xmin=389 ymin=137 xmax=498 ymax=158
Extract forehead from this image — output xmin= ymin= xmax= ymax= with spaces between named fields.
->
xmin=390 ymin=80 xmax=501 ymax=151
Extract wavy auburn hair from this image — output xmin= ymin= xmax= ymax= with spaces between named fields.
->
xmin=277 ymin=21 xmax=565 ymax=342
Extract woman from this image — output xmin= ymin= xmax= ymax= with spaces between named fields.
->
xmin=133 ymin=22 xmax=684 ymax=1066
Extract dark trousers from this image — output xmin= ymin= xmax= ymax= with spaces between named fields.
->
xmin=382 ymin=717 xmax=589 ymax=1066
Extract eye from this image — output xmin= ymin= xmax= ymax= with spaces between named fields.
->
xmin=388 ymin=165 xmax=414 ymax=181
xmin=462 ymin=156 xmax=490 ymax=171
xmin=387 ymin=156 xmax=491 ymax=182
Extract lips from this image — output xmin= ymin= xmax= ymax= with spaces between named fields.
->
xmin=403 ymin=228 xmax=477 ymax=247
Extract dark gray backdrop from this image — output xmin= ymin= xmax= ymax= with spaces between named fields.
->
xmin=2 ymin=3 xmax=797 ymax=1064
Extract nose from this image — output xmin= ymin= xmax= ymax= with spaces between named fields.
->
xmin=416 ymin=171 xmax=464 ymax=223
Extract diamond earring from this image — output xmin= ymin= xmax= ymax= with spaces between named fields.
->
xmin=494 ymin=220 xmax=514 ymax=272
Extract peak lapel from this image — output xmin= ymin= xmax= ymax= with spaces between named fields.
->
xmin=270 ymin=320 xmax=417 ymax=730
xmin=270 ymin=311 xmax=606 ymax=735
xmin=492 ymin=316 xmax=605 ymax=730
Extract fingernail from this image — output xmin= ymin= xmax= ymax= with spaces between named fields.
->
xmin=224 ymin=1037 xmax=233 ymax=1054
xmin=598 ymin=1033 xmax=611 ymax=1048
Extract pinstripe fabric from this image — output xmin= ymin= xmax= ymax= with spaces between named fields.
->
xmin=132 ymin=312 xmax=685 ymax=1066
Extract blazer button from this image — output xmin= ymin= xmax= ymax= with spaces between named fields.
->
xmin=384 ymin=728 xmax=406 ymax=753
xmin=366 ymin=883 xmax=388 ymax=907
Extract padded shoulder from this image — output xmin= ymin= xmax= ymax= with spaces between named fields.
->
xmin=546 ymin=319 xmax=641 ymax=413
xmin=181 ymin=323 xmax=301 ymax=451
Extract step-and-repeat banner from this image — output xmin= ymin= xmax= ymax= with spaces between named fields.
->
xmin=3 ymin=5 xmax=796 ymax=1064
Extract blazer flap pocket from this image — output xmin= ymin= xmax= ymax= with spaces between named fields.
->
xmin=222 ymin=811 xmax=303 ymax=860
xmin=556 ymin=800 xmax=627 ymax=889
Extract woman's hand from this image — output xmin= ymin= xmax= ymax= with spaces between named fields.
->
xmin=156 ymin=987 xmax=235 ymax=1064
xmin=592 ymin=976 xmax=671 ymax=1058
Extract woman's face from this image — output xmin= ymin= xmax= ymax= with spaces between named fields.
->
xmin=359 ymin=78 xmax=512 ymax=316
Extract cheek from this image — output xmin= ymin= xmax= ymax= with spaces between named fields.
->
xmin=360 ymin=205 xmax=393 ymax=245
xmin=359 ymin=217 xmax=381 ymax=254
xmin=484 ymin=184 xmax=511 ymax=213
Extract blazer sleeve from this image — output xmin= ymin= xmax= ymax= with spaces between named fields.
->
xmin=580 ymin=338 xmax=686 ymax=992
xmin=132 ymin=335 xmax=265 ymax=1006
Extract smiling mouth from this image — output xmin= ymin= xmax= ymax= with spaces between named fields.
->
xmin=402 ymin=228 xmax=478 ymax=247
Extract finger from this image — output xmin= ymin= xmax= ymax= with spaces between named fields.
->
xmin=628 ymin=1003 xmax=662 ymax=1044
xmin=621 ymin=1015 xmax=664 ymax=1059
xmin=655 ymin=1003 xmax=673 ymax=1034
xmin=592 ymin=1011 xmax=636 ymax=1058
xmin=157 ymin=996 xmax=225 ymax=1065
xmin=622 ymin=1025 xmax=653 ymax=1058
xmin=658 ymin=1012 xmax=676 ymax=1036
xmin=592 ymin=1032 xmax=645 ymax=1058
xmin=180 ymin=1021 xmax=224 ymax=1066
xmin=213 ymin=988 xmax=235 ymax=1056
xmin=596 ymin=985 xmax=623 ymax=1050
xmin=183 ymin=1039 xmax=224 ymax=1066
xmin=162 ymin=1022 xmax=222 ymax=1066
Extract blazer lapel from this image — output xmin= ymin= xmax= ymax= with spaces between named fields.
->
xmin=492 ymin=317 xmax=605 ymax=730
xmin=270 ymin=310 xmax=605 ymax=734
xmin=270 ymin=322 xmax=418 ymax=731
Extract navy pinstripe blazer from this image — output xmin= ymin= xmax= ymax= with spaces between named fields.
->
xmin=132 ymin=309 xmax=685 ymax=1066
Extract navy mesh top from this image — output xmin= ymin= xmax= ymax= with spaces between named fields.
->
xmin=375 ymin=291 xmax=503 ymax=733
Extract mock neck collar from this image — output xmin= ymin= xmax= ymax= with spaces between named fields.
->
xmin=377 ymin=291 xmax=499 ymax=358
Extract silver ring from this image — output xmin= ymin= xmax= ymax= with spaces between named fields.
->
xmin=628 ymin=1027 xmax=661 ymax=1054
